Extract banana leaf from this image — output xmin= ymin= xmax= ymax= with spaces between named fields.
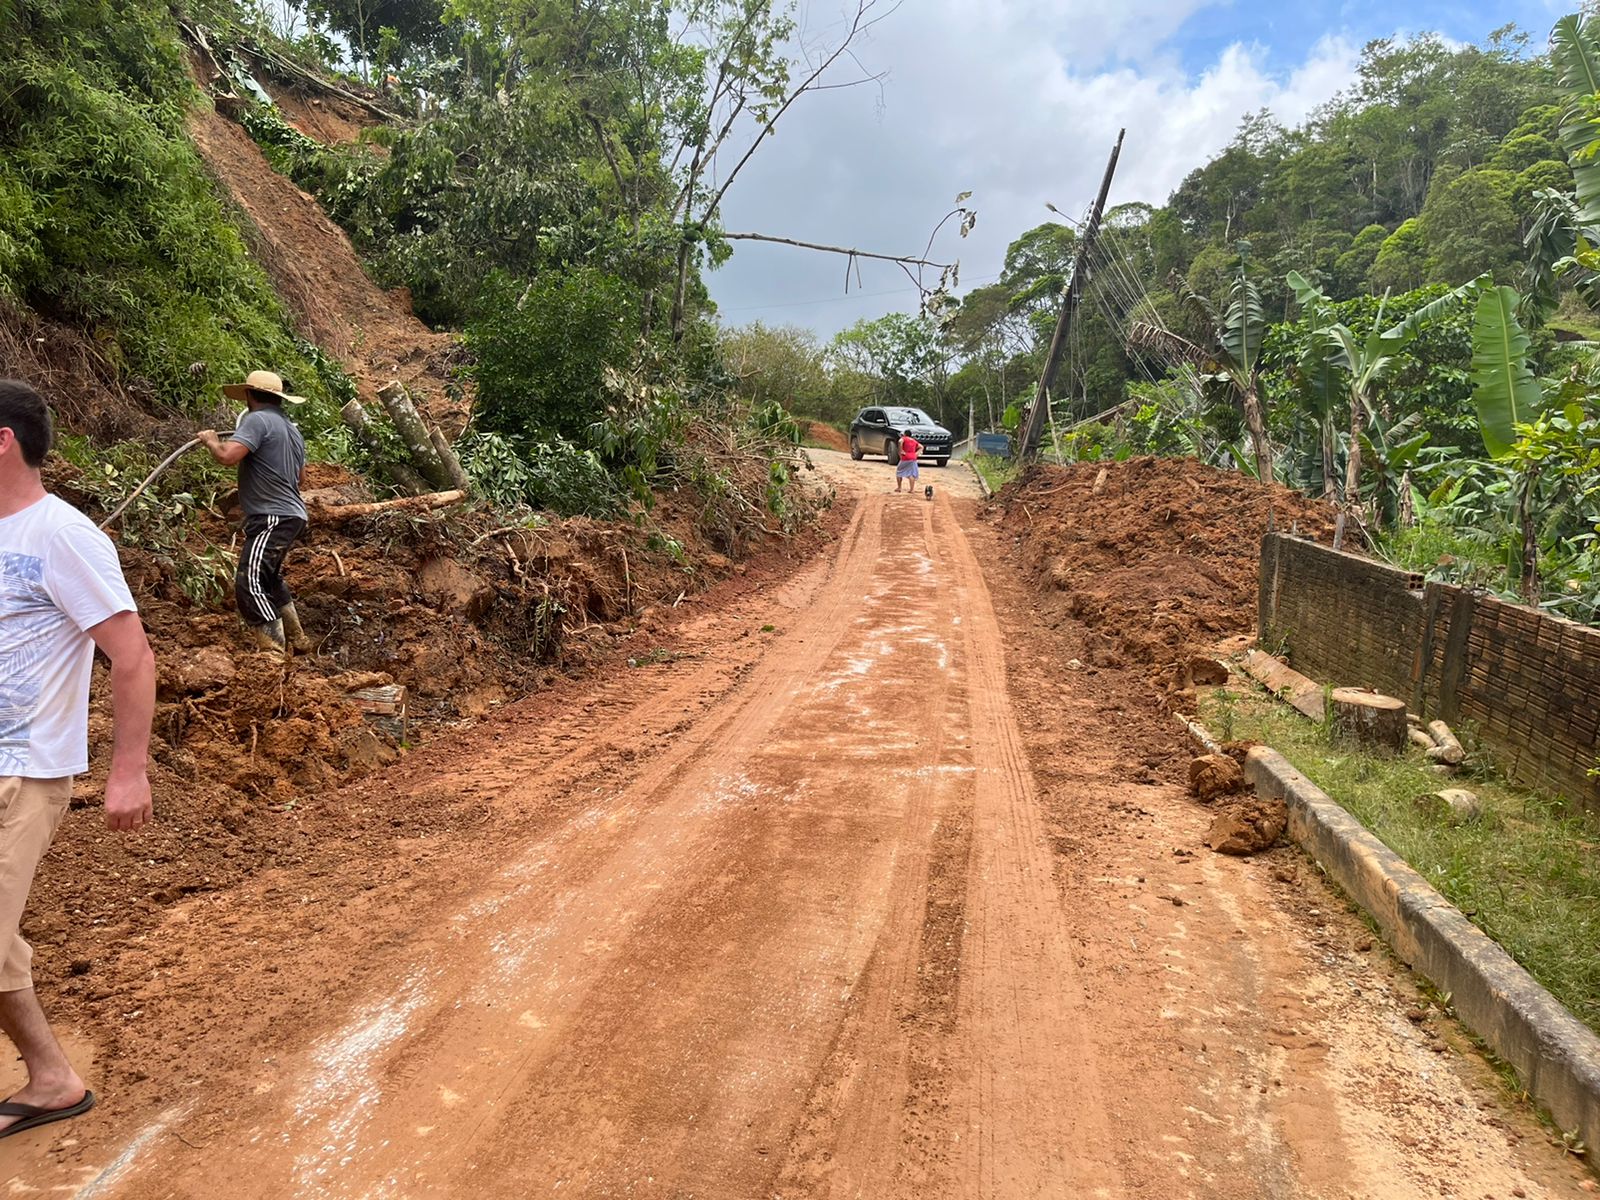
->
xmin=1469 ymin=286 xmax=1545 ymax=459
xmin=1220 ymin=270 xmax=1264 ymax=374
xmin=1285 ymin=270 xmax=1328 ymax=312
xmin=1552 ymin=14 xmax=1600 ymax=226
xmin=1377 ymin=275 xmax=1487 ymax=347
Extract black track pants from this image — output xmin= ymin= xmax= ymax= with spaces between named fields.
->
xmin=235 ymin=514 xmax=306 ymax=626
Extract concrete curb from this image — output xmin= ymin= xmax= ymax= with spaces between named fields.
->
xmin=1243 ymin=746 xmax=1600 ymax=1156
xmin=966 ymin=459 xmax=993 ymax=500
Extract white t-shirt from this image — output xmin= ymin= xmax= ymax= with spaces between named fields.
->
xmin=0 ymin=494 xmax=137 ymax=778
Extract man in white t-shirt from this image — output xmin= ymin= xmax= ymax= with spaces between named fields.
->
xmin=0 ymin=379 xmax=154 ymax=1139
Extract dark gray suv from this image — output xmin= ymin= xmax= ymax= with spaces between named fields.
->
xmin=848 ymin=407 xmax=952 ymax=466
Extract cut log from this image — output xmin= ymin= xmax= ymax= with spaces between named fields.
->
xmin=1330 ymin=688 xmax=1408 ymax=752
xmin=1408 ymin=728 xmax=1437 ymax=751
xmin=308 ymin=490 xmax=465 ymax=526
xmin=377 ymin=381 xmax=451 ymax=490
xmin=1414 ymin=788 xmax=1483 ymax=825
xmin=340 ymin=399 xmax=429 ymax=496
xmin=1425 ymin=720 xmax=1466 ymax=766
xmin=1242 ymin=649 xmax=1325 ymax=720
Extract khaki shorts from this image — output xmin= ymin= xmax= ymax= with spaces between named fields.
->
xmin=0 ymin=776 xmax=73 ymax=992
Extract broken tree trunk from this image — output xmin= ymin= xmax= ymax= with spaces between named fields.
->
xmin=1241 ymin=649 xmax=1326 ymax=720
xmin=376 ymin=381 xmax=452 ymax=490
xmin=428 ymin=425 xmax=472 ymax=493
xmin=1330 ymin=688 xmax=1407 ymax=751
xmin=308 ymin=490 xmax=465 ymax=526
xmin=340 ymin=399 xmax=430 ymax=496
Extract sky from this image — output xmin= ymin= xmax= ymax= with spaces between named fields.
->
xmin=705 ymin=0 xmax=1565 ymax=338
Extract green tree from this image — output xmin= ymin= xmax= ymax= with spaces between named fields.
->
xmin=1333 ymin=224 xmax=1389 ymax=297
xmin=1419 ymin=167 xmax=1520 ymax=283
xmin=467 ymin=269 xmax=638 ymax=441
xmin=1369 ymin=218 xmax=1428 ymax=291
xmin=720 ymin=322 xmax=834 ymax=423
xmin=829 ymin=312 xmax=951 ymax=419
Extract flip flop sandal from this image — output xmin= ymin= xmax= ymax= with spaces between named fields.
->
xmin=0 ymin=1091 xmax=95 ymax=1139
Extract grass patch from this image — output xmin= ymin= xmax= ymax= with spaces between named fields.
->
xmin=1202 ymin=685 xmax=1600 ymax=1034
xmin=968 ymin=452 xmax=1019 ymax=494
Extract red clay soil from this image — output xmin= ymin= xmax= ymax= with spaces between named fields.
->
xmin=24 ymin=457 xmax=831 ymax=1053
xmin=271 ymin=84 xmax=378 ymax=146
xmin=186 ymin=101 xmax=466 ymax=427
xmin=996 ymin=457 xmax=1337 ymax=678
xmin=804 ymin=422 xmax=851 ymax=453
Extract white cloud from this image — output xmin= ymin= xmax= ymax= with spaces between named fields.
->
xmin=707 ymin=0 xmax=1361 ymax=335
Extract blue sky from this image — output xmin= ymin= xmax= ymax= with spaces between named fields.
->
xmin=1173 ymin=0 xmax=1560 ymax=74
xmin=706 ymin=0 xmax=1569 ymax=338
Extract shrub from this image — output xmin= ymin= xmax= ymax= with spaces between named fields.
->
xmin=0 ymin=0 xmax=334 ymax=415
xmin=467 ymin=270 xmax=640 ymax=443
xmin=459 ymin=430 xmax=622 ymax=517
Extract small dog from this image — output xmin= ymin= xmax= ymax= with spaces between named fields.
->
xmin=924 ymin=485 xmax=934 ymax=500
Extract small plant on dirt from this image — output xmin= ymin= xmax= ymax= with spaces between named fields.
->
xmin=1212 ymin=687 xmax=1240 ymax=742
xmin=627 ymin=648 xmax=677 ymax=668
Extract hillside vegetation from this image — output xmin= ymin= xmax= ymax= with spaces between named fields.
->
xmin=1 ymin=0 xmax=867 ymax=552
xmin=730 ymin=21 xmax=1600 ymax=624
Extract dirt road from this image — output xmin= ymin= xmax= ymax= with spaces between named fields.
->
xmin=6 ymin=453 xmax=1588 ymax=1197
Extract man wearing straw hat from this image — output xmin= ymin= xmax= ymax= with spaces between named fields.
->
xmin=198 ymin=370 xmax=312 ymax=656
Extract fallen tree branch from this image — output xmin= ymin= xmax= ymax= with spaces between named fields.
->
xmin=307 ymin=490 xmax=465 ymax=525
xmin=100 ymin=434 xmax=229 ymax=532
xmin=720 ymin=232 xmax=952 ymax=273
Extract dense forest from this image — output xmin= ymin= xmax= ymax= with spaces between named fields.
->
xmin=725 ymin=23 xmax=1600 ymax=623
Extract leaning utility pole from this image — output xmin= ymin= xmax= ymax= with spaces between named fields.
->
xmin=1019 ymin=129 xmax=1125 ymax=459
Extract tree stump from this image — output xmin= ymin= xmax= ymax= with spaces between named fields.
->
xmin=1330 ymin=688 xmax=1408 ymax=752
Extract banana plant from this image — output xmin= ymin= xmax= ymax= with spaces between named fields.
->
xmin=1127 ymin=257 xmax=1274 ymax=484
xmin=1286 ymin=271 xmax=1482 ymax=520
xmin=1357 ymin=409 xmax=1430 ymax=524
xmin=1524 ymin=18 xmax=1600 ymax=315
xmin=1470 ymin=285 xmax=1550 ymax=600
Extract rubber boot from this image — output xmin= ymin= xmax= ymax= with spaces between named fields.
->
xmin=280 ymin=602 xmax=313 ymax=653
xmin=247 ymin=618 xmax=288 ymax=657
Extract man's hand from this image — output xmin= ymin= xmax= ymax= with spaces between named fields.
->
xmin=197 ymin=429 xmax=249 ymax=466
xmin=87 ymin=611 xmax=157 ymax=834
xmin=105 ymin=765 xmax=153 ymax=832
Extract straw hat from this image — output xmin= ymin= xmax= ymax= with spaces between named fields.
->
xmin=222 ymin=369 xmax=306 ymax=405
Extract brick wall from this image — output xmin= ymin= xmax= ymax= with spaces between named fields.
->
xmin=1260 ymin=534 xmax=1600 ymax=817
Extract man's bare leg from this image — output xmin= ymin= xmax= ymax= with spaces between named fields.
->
xmin=0 ymin=988 xmax=86 ymax=1131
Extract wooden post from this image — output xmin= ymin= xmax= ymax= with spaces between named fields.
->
xmin=376 ymin=381 xmax=452 ymax=490
xmin=1020 ymin=130 xmax=1125 ymax=459
xmin=1330 ymin=688 xmax=1408 ymax=751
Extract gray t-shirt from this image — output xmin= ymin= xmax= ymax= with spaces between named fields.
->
xmin=232 ymin=407 xmax=307 ymax=519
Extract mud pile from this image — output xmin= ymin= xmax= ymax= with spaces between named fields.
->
xmin=804 ymin=423 xmax=850 ymax=453
xmin=996 ymin=457 xmax=1336 ymax=674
